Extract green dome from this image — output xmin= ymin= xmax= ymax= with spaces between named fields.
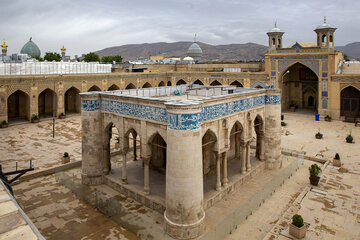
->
xmin=20 ymin=37 xmax=41 ymax=57
xmin=187 ymin=42 xmax=203 ymax=58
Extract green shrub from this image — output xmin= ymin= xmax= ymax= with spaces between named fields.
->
xmin=63 ymin=152 xmax=69 ymax=158
xmin=281 ymin=121 xmax=287 ymax=126
xmin=292 ymin=214 xmax=304 ymax=228
xmin=309 ymin=164 xmax=321 ymax=177
xmin=1 ymin=120 xmax=7 ymax=125
xmin=334 ymin=153 xmax=340 ymax=160
xmin=31 ymin=114 xmax=39 ymax=120
xmin=59 ymin=113 xmax=65 ymax=117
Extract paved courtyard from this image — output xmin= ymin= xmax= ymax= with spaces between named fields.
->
xmin=2 ymin=111 xmax=360 ymax=239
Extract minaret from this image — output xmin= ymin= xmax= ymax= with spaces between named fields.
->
xmin=1 ymin=40 xmax=8 ymax=61
xmin=61 ymin=45 xmax=66 ymax=61
xmin=267 ymin=21 xmax=284 ymax=50
xmin=314 ymin=16 xmax=337 ymax=48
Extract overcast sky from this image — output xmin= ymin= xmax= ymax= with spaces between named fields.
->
xmin=0 ymin=0 xmax=359 ymax=57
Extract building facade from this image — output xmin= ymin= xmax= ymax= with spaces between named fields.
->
xmin=80 ymin=85 xmax=281 ymax=239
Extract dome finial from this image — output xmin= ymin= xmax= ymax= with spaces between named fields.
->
xmin=194 ymin=33 xmax=197 ymax=42
xmin=30 ymin=37 xmax=32 ymax=41
xmin=275 ymin=20 xmax=277 ymax=28
xmin=324 ymin=16 xmax=326 ymax=24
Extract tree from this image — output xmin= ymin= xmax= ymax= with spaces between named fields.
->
xmin=343 ymin=54 xmax=350 ymax=61
xmin=83 ymin=52 xmax=100 ymax=62
xmin=34 ymin=56 xmax=43 ymax=61
xmin=44 ymin=52 xmax=62 ymax=62
xmin=101 ymin=55 xmax=122 ymax=63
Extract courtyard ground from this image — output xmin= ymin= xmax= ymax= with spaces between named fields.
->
xmin=1 ymin=111 xmax=359 ymax=239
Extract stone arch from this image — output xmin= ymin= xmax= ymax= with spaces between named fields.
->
xmin=279 ymin=61 xmax=319 ymax=78
xmin=253 ymin=114 xmax=264 ymax=161
xmin=158 ymin=81 xmax=165 ymax=87
xmin=194 ymin=79 xmax=204 ymax=85
xmin=229 ymin=121 xmax=244 ymax=162
xmin=142 ymin=82 xmax=152 ymax=88
xmin=148 ymin=132 xmax=167 ymax=172
xmin=341 ymin=86 xmax=360 ymax=117
xmin=7 ymin=90 xmax=30 ymax=122
xmin=302 ymin=86 xmax=317 ymax=109
xmin=176 ymin=79 xmax=187 ymax=85
xmin=7 ymin=87 xmax=30 ymax=97
xmin=230 ymin=80 xmax=243 ymax=87
xmin=108 ymin=84 xmax=120 ymax=91
xmin=88 ymin=85 xmax=101 ymax=92
xmin=202 ymin=129 xmax=217 ymax=176
xmin=210 ymin=80 xmax=222 ymax=86
xmin=251 ymin=81 xmax=267 ymax=88
xmin=103 ymin=122 xmax=121 ymax=175
xmin=38 ymin=88 xmax=56 ymax=117
xmin=125 ymin=83 xmax=136 ymax=89
xmin=64 ymin=87 xmax=81 ymax=114
xmin=167 ymin=81 xmax=172 ymax=86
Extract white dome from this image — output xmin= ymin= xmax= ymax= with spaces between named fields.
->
xmin=183 ymin=56 xmax=194 ymax=61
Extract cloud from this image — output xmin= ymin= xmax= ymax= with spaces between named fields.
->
xmin=0 ymin=0 xmax=359 ymax=57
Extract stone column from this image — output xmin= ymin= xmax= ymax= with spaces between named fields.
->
xmin=216 ymin=152 xmax=221 ymax=191
xmin=222 ymin=151 xmax=228 ymax=188
xmin=133 ymin=135 xmax=137 ymax=161
xmin=241 ymin=142 xmax=247 ymax=174
xmin=81 ymin=93 xmax=104 ymax=185
xmin=165 ymin=102 xmax=205 ymax=239
xmin=143 ymin=157 xmax=150 ymax=195
xmin=264 ymin=90 xmax=282 ymax=169
xmin=246 ymin=141 xmax=251 ymax=172
xmin=259 ymin=131 xmax=265 ymax=161
xmin=122 ymin=152 xmax=127 ymax=183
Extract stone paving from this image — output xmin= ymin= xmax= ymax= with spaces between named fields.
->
xmin=227 ymin=111 xmax=360 ymax=240
xmin=3 ymin=112 xmax=360 ymax=239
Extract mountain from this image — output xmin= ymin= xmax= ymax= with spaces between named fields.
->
xmin=95 ymin=41 xmax=268 ymax=61
xmin=95 ymin=41 xmax=360 ymax=61
xmin=335 ymin=42 xmax=360 ymax=59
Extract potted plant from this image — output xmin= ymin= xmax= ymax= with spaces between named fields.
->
xmin=346 ymin=130 xmax=353 ymax=143
xmin=281 ymin=121 xmax=287 ymax=127
xmin=115 ymin=137 xmax=120 ymax=149
xmin=289 ymin=214 xmax=306 ymax=239
xmin=324 ymin=115 xmax=332 ymax=122
xmin=309 ymin=164 xmax=322 ymax=186
xmin=1 ymin=120 xmax=8 ymax=128
xmin=31 ymin=114 xmax=40 ymax=123
xmin=59 ymin=112 xmax=66 ymax=119
xmin=333 ymin=153 xmax=341 ymax=167
xmin=62 ymin=152 xmax=70 ymax=164
xmin=315 ymin=128 xmax=323 ymax=139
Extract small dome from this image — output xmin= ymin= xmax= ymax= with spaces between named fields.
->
xmin=183 ymin=56 xmax=194 ymax=61
xmin=20 ymin=37 xmax=41 ymax=57
xmin=187 ymin=42 xmax=203 ymax=58
xmin=315 ymin=17 xmax=336 ymax=30
xmin=268 ymin=27 xmax=282 ymax=33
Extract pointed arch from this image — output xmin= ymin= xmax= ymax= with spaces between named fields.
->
xmin=148 ymin=132 xmax=167 ymax=171
xmin=341 ymin=86 xmax=360 ymax=117
xmin=65 ymin=87 xmax=81 ymax=114
xmin=210 ymin=80 xmax=222 ymax=86
xmin=142 ymin=82 xmax=152 ymax=88
xmin=167 ymin=81 xmax=172 ymax=86
xmin=88 ymin=85 xmax=101 ymax=92
xmin=254 ymin=114 xmax=265 ymax=161
xmin=108 ymin=84 xmax=120 ymax=91
xmin=230 ymin=80 xmax=243 ymax=87
xmin=194 ymin=79 xmax=204 ymax=85
xmin=125 ymin=83 xmax=136 ymax=89
xmin=176 ymin=79 xmax=187 ymax=85
xmin=229 ymin=121 xmax=244 ymax=162
xmin=7 ymin=90 xmax=30 ymax=122
xmin=158 ymin=81 xmax=165 ymax=87
xmin=38 ymin=88 xmax=56 ymax=117
xmin=202 ymin=129 xmax=218 ymax=176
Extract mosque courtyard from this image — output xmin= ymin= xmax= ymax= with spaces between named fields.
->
xmin=1 ymin=112 xmax=359 ymax=239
